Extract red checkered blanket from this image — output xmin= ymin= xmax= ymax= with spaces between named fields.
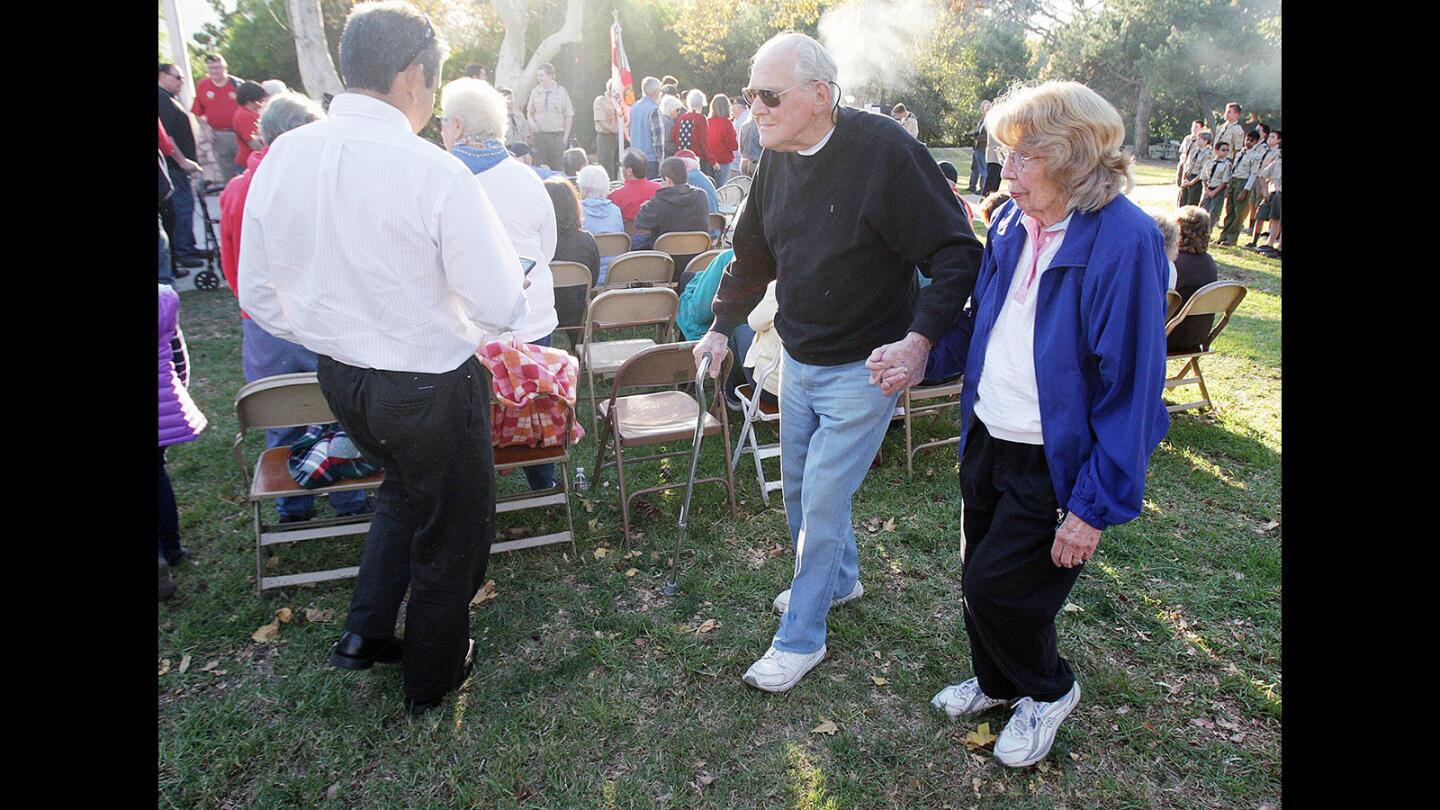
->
xmin=476 ymin=338 xmax=585 ymax=448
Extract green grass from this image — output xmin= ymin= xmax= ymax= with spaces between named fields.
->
xmin=929 ymin=149 xmax=1177 ymax=188
xmin=160 ymin=245 xmax=1281 ymax=807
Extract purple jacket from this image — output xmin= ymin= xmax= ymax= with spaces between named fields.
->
xmin=159 ymin=286 xmax=207 ymax=447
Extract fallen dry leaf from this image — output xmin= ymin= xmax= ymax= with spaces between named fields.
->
xmin=275 ymin=607 xmax=294 ymax=624
xmin=871 ymin=676 xmax=889 ymax=686
xmin=693 ymin=618 xmax=720 ymax=634
xmin=696 ymin=772 xmax=715 ymax=787
xmin=1215 ymin=719 xmax=1242 ymax=732
xmin=625 ymin=568 xmax=639 ymax=578
xmin=1190 ymin=717 xmax=1215 ymax=730
xmin=972 ymin=778 xmax=983 ymax=797
xmin=811 ymin=718 xmax=839 ymax=735
xmin=964 ymin=722 xmax=998 ymax=750
xmin=882 ymin=518 xmax=896 ymax=532
xmin=199 ymin=659 xmax=220 ymax=672
xmin=1261 ymin=520 xmax=1279 ymax=532
xmin=593 ymin=546 xmax=610 ymax=559
xmin=178 ymin=654 xmax=191 ymax=674
xmin=588 ymin=519 xmax=601 ymax=532
xmin=1062 ymin=602 xmax=1084 ymax=613
xmin=252 ymin=621 xmax=280 ymax=643
xmin=582 ymin=500 xmax=594 ymax=513
xmin=305 ymin=608 xmax=334 ymax=623
xmin=471 ymin=580 xmax=498 ymax=606
xmin=326 ymin=782 xmax=340 ymax=801
xmin=158 ymin=659 xmax=172 ymax=676
xmin=625 ymin=549 xmax=643 ymax=559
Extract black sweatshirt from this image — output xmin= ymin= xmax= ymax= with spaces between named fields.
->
xmin=710 ymin=106 xmax=983 ymax=366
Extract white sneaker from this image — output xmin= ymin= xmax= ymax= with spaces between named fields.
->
xmin=930 ymin=678 xmax=1009 ymax=720
xmin=741 ymin=643 xmax=827 ymax=692
xmin=993 ymin=681 xmax=1081 ymax=768
xmin=772 ymin=581 xmax=865 ymax=615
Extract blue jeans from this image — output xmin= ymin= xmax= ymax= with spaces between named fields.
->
xmin=166 ymin=163 xmax=200 ymax=258
xmin=715 ymin=163 xmax=732 ymax=187
xmin=968 ymin=148 xmax=986 ymax=192
xmin=158 ymin=216 xmax=173 ymax=284
xmin=242 ymin=319 xmax=369 ymax=518
xmin=773 ymin=351 xmax=900 ymax=654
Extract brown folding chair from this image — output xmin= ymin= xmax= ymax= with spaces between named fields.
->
xmin=233 ymin=373 xmax=384 ymax=594
xmin=654 ymin=231 xmax=712 ymax=258
xmin=575 ymin=287 xmax=680 ymax=435
xmin=1162 ymin=280 xmax=1248 ymax=413
xmin=683 ymin=249 xmax=724 ymax=277
xmin=897 ymin=377 xmax=965 ymax=477
xmin=591 ymin=342 xmax=738 ymax=543
xmin=550 ymin=260 xmax=593 ymax=351
xmin=1166 ymin=289 xmax=1183 ymax=322
xmin=593 ymin=232 xmax=631 ymax=260
xmin=727 ymin=174 xmax=752 ymax=195
xmin=594 ymin=250 xmax=675 ymax=296
xmin=491 ymin=397 xmax=579 ymax=559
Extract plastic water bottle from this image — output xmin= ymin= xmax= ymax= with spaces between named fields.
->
xmin=572 ymin=466 xmax=590 ymax=493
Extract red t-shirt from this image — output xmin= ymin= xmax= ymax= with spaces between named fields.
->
xmin=607 ymin=178 xmax=662 ymax=222
xmin=233 ymin=106 xmax=261 ymax=167
xmin=706 ymin=117 xmax=739 ymax=165
xmin=158 ymin=118 xmax=176 ymax=158
xmin=219 ymin=148 xmax=268 ymax=318
xmin=192 ymin=76 xmax=241 ymax=130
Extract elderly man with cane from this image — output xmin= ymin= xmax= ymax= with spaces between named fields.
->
xmin=693 ymin=31 xmax=982 ymax=692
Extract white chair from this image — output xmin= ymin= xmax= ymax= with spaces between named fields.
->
xmin=729 ymin=353 xmax=783 ymax=505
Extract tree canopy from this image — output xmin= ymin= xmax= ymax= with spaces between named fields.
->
xmin=185 ymin=0 xmax=1280 ymax=148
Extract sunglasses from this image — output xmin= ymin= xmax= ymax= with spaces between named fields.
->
xmin=741 ymin=81 xmax=812 ymax=109
xmin=397 ymin=14 xmax=437 ymax=74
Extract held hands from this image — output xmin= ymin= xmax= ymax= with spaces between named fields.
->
xmin=181 ymin=158 xmax=204 ymax=176
xmin=1051 ymin=512 xmax=1101 ymax=568
xmin=693 ymin=330 xmax=730 ymax=379
xmin=865 ymin=332 xmax=932 ymax=396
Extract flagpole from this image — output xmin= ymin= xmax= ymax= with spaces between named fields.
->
xmin=613 ymin=11 xmax=625 ymax=174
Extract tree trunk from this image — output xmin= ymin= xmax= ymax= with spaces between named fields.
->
xmin=288 ymin=0 xmax=344 ymax=101
xmin=1132 ymin=78 xmax=1152 ymax=158
xmin=491 ymin=0 xmax=584 ymax=103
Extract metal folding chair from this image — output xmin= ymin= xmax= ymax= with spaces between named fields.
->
xmin=593 ymin=232 xmax=631 ymax=260
xmin=550 ymin=260 xmax=592 ymax=351
xmin=575 ymin=287 xmax=679 ymax=436
xmin=591 ymin=342 xmax=737 ymax=544
xmin=729 ymin=353 xmax=783 ymax=505
xmin=491 ymin=397 xmax=579 ymax=559
xmin=897 ymin=377 xmax=966 ymax=477
xmin=1163 ymin=280 xmax=1248 ymax=413
xmin=593 ymin=251 xmax=675 ymax=297
xmin=232 ymin=373 xmax=384 ymax=594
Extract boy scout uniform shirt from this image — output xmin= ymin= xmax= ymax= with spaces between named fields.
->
xmin=1177 ymin=133 xmax=1197 ymax=171
xmin=1232 ymin=143 xmax=1266 ymax=179
xmin=593 ymin=95 xmax=618 ymax=134
xmin=1258 ymin=153 xmax=1282 ymax=194
xmin=527 ymin=85 xmax=574 ymax=133
xmin=1200 ymin=155 xmax=1232 ymax=189
xmin=1185 ymin=144 xmax=1213 ymax=177
xmin=1214 ymin=121 xmax=1246 ymax=157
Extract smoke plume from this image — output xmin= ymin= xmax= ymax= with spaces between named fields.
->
xmin=817 ymin=0 xmax=946 ymax=105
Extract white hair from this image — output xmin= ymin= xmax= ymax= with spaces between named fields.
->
xmin=686 ymin=88 xmax=707 ymax=112
xmin=440 ymin=77 xmax=508 ymax=142
xmin=576 ymin=164 xmax=611 ymax=199
xmin=752 ymin=31 xmax=838 ymax=86
xmin=659 ymin=95 xmax=684 ymax=118
xmin=641 ymin=76 xmax=661 ymax=97
xmin=259 ymin=92 xmax=325 ymax=145
xmin=261 ymin=79 xmax=288 ymax=96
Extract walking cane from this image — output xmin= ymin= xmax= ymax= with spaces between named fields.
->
xmin=663 ymin=352 xmax=712 ymax=597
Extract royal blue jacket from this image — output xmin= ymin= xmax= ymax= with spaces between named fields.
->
xmin=930 ymin=194 xmax=1170 ymax=531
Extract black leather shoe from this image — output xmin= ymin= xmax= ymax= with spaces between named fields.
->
xmin=328 ymin=631 xmax=403 ymax=670
xmin=406 ymin=639 xmax=476 ymax=716
xmin=175 ymin=255 xmax=206 ymax=268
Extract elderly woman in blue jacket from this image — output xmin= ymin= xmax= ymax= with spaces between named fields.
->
xmin=877 ymin=80 xmax=1169 ymax=768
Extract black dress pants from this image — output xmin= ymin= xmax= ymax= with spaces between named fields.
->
xmin=315 ymin=354 xmax=496 ymax=704
xmin=982 ymin=162 xmax=1004 ymax=195
xmin=959 ymin=418 xmax=1080 ymax=703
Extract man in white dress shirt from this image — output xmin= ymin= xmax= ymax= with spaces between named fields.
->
xmin=238 ymin=0 xmax=529 ymax=716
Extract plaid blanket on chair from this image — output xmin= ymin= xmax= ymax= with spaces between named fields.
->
xmin=286 ymin=423 xmax=382 ymax=489
xmin=477 ymin=338 xmax=586 ymax=448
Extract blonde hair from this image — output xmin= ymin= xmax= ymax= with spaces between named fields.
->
xmin=440 ymin=78 xmax=508 ymax=142
xmin=986 ymin=80 xmax=1133 ymax=214
xmin=1152 ymin=213 xmax=1179 ymax=261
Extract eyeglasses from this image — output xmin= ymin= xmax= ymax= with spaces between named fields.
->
xmin=397 ymin=14 xmax=437 ymax=74
xmin=741 ymin=81 xmax=812 ymax=109
xmin=997 ymin=146 xmax=1044 ymax=171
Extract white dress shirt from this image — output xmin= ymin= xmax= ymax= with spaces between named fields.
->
xmin=238 ymin=93 xmax=528 ymax=373
xmin=974 ymin=212 xmax=1073 ymax=445
xmin=470 ymin=157 xmax=558 ymax=343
